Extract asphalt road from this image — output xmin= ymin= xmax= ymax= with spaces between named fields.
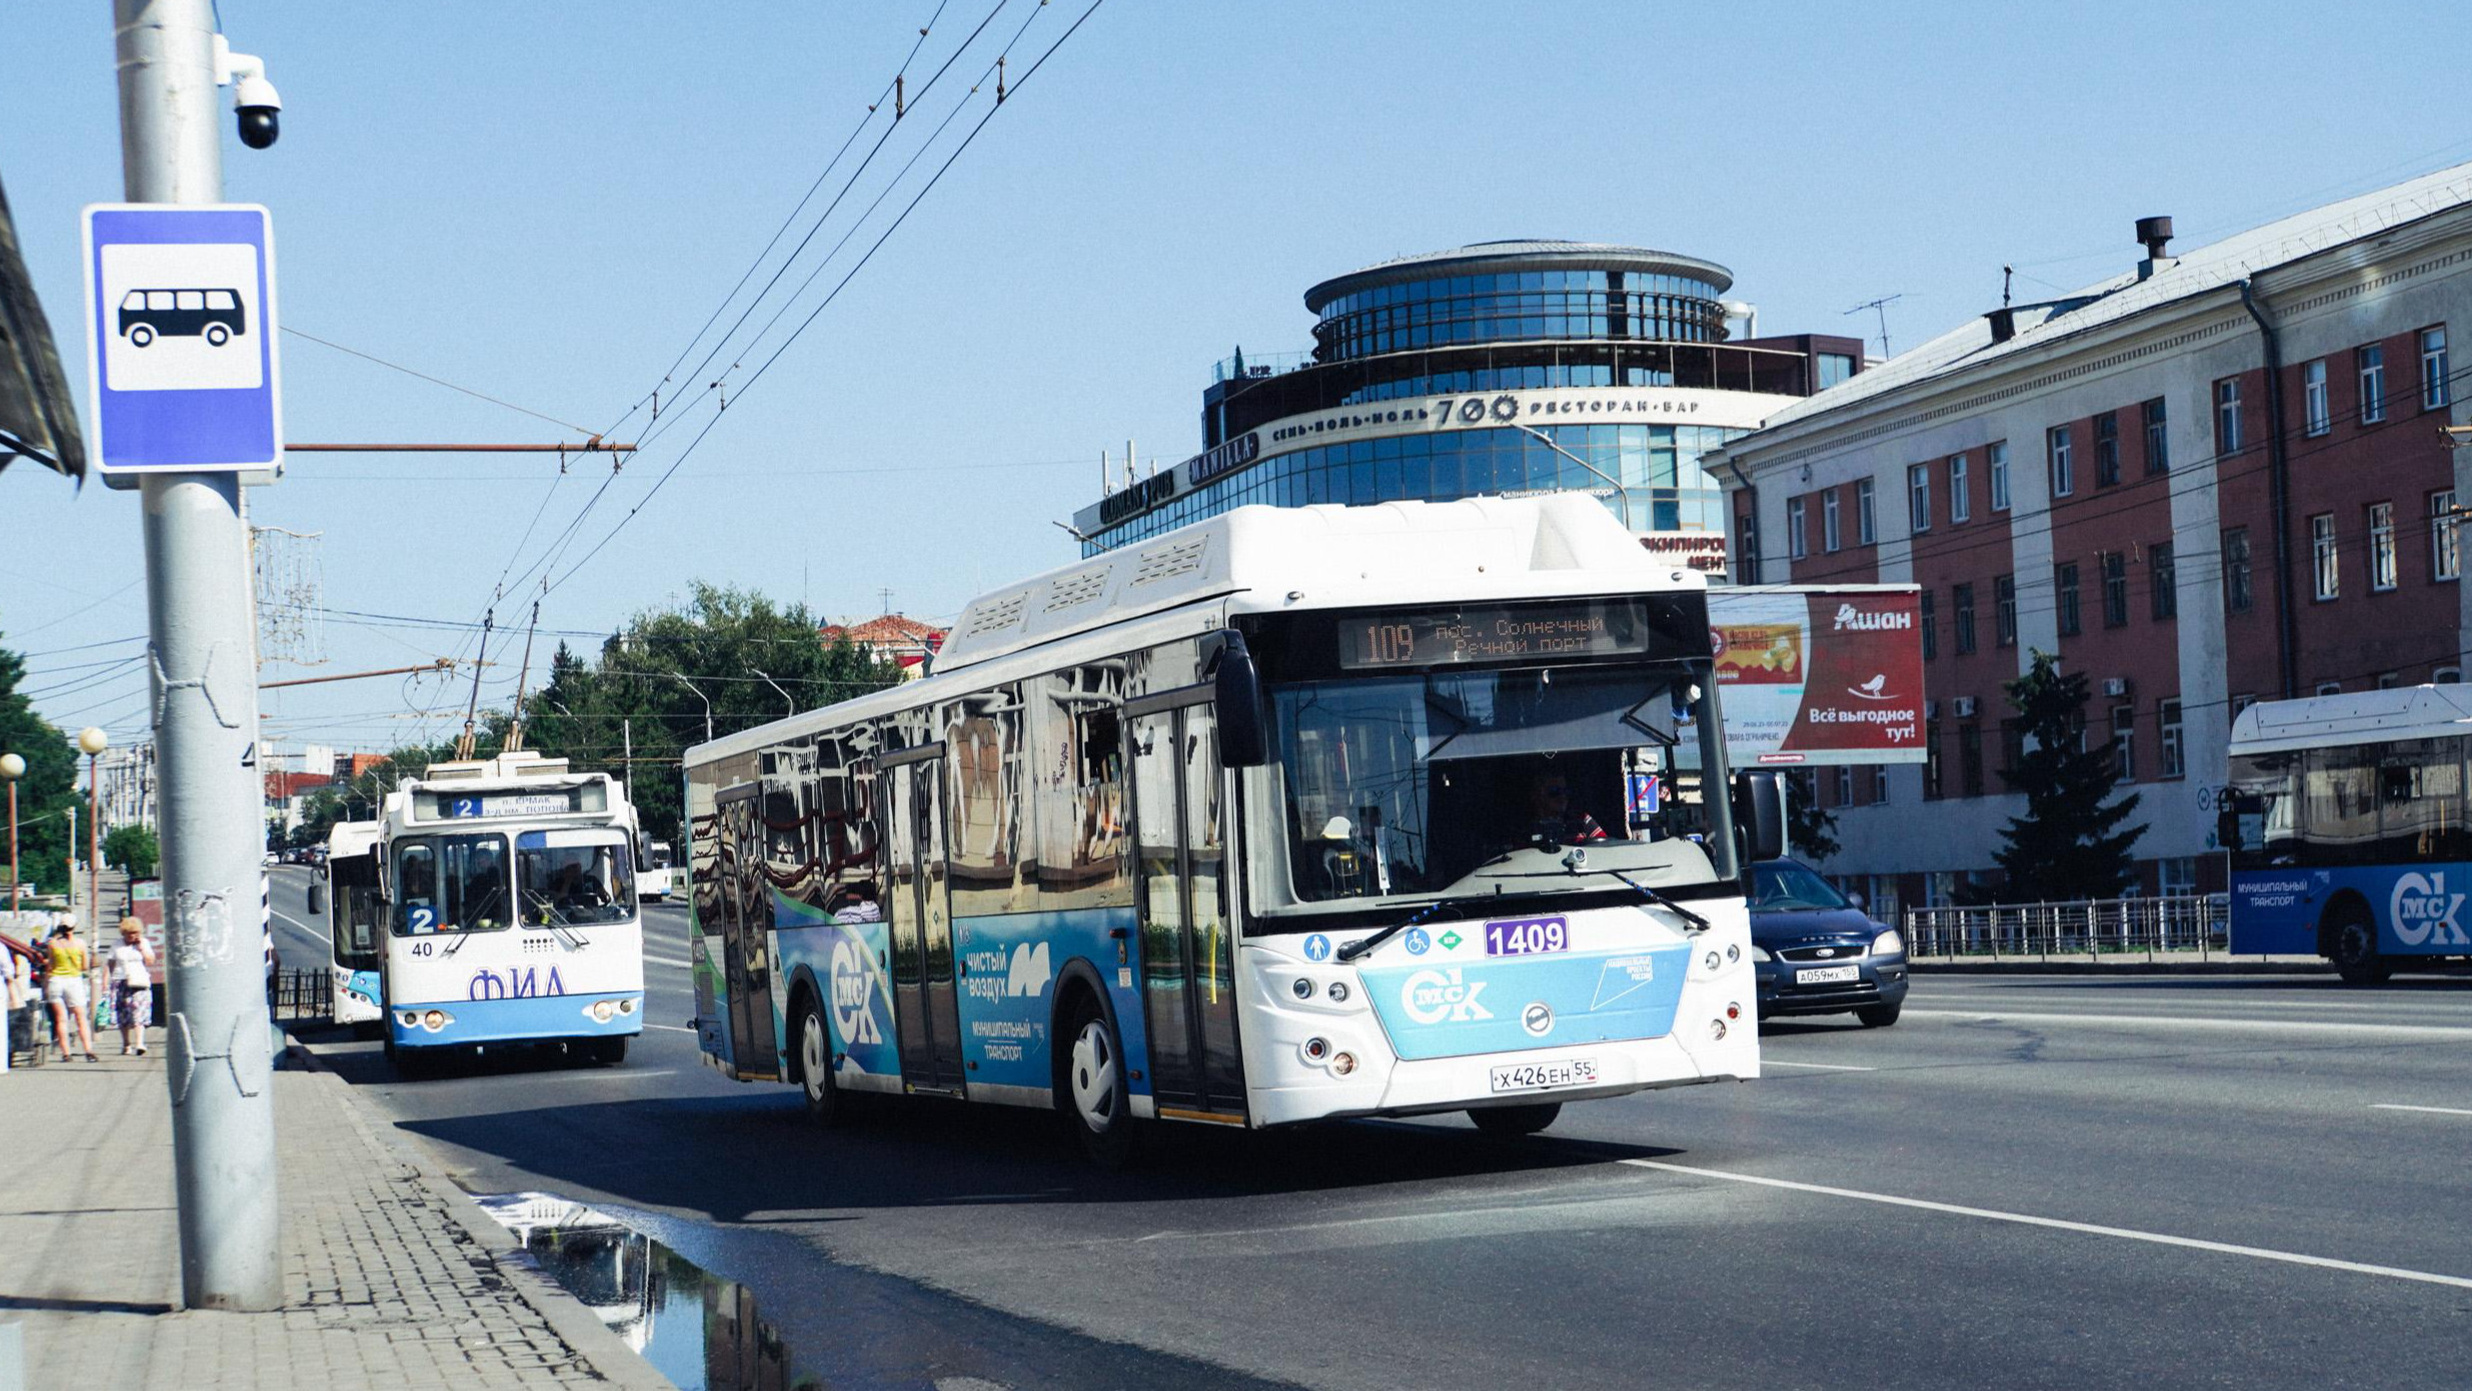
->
xmin=263 ymin=867 xmax=2472 ymax=1391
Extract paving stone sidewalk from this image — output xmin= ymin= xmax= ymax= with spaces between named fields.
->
xmin=0 ymin=1042 xmax=673 ymax=1389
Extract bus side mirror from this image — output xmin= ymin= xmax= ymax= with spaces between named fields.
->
xmin=1204 ymin=628 xmax=1270 ymax=768
xmin=370 ymin=844 xmax=390 ymax=902
xmin=1733 ymin=770 xmax=1787 ymax=865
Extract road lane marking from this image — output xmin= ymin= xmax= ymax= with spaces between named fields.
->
xmin=267 ymin=903 xmax=330 ymax=946
xmin=1763 ymin=1060 xmax=1877 ymax=1072
xmin=2371 ymin=1103 xmax=2472 ymax=1117
xmin=646 ymin=1023 xmax=695 ymax=1033
xmin=1902 ymin=1008 xmax=2472 ymax=1040
xmin=643 ymin=955 xmax=692 ymax=970
xmin=1617 ymin=1158 xmax=2472 ymax=1291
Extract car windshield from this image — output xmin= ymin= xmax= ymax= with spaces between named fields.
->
xmin=1752 ymin=860 xmax=1851 ymax=912
xmin=1268 ymin=662 xmax=1731 ymax=908
xmin=393 ymin=834 xmax=511 ymax=935
xmin=518 ymin=833 xmax=635 ymax=927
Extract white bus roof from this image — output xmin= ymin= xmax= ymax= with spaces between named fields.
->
xmin=325 ymin=819 xmax=382 ymax=856
xmin=689 ymin=497 xmax=1700 ymax=769
xmin=2227 ymin=684 xmax=2472 ymax=756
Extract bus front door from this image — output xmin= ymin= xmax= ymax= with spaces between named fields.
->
xmin=717 ymin=788 xmax=781 ymax=1079
xmin=1130 ymin=701 xmax=1245 ymax=1121
xmin=885 ymin=751 xmax=965 ymax=1092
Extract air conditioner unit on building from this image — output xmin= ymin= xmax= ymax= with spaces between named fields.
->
xmin=1924 ymin=699 xmax=1939 ymax=720
xmin=1951 ymin=696 xmax=1978 ymax=718
xmin=2102 ymin=677 xmax=2132 ymax=698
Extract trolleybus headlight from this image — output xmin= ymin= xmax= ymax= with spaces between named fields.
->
xmin=1330 ymin=1051 xmax=1357 ymax=1076
xmin=1326 ymin=981 xmax=1349 ymax=1003
xmin=399 ymin=1011 xmax=419 ymax=1027
xmin=1704 ymin=950 xmax=1722 ymax=972
xmin=422 ymin=1009 xmax=449 ymax=1032
xmin=1292 ymin=977 xmax=1314 ymax=1000
xmin=588 ymin=1000 xmax=617 ymax=1023
xmin=1725 ymin=943 xmax=1740 ymax=963
xmin=1709 ymin=1018 xmax=1728 ymax=1041
xmin=1871 ymin=929 xmax=1905 ymax=957
xmin=617 ymin=997 xmax=637 ymax=1015
xmin=1302 ymin=1036 xmax=1330 ymax=1062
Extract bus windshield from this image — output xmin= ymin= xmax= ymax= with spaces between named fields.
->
xmin=393 ymin=834 xmax=512 ymax=935
xmin=518 ymin=832 xmax=636 ymax=927
xmin=1268 ymin=662 xmax=1729 ymax=908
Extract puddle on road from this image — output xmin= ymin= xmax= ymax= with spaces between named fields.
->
xmin=475 ymin=1191 xmax=823 ymax=1391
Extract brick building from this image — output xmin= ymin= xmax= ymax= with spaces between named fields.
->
xmin=1715 ymin=165 xmax=2472 ymax=914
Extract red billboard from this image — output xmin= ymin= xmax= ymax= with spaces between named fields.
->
xmin=1705 ymin=586 xmax=1926 ymax=765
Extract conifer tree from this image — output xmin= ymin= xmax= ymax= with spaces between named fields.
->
xmin=1989 ymin=650 xmax=2146 ymax=900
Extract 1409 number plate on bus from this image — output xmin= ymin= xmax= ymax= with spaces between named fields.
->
xmin=1484 ymin=915 xmax=1569 ymax=957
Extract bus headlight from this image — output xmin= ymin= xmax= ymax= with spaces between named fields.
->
xmin=1330 ymin=1051 xmax=1357 ymax=1076
xmin=1871 ymin=929 xmax=1905 ymax=957
xmin=588 ymin=1000 xmax=617 ymax=1023
xmin=1326 ymin=981 xmax=1349 ymax=1003
xmin=617 ymin=997 xmax=637 ymax=1015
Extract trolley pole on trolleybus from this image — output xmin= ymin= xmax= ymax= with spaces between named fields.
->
xmin=109 ymin=0 xmax=281 ymax=1310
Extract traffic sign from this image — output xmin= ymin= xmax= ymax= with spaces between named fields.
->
xmin=81 ymin=203 xmax=282 ymax=480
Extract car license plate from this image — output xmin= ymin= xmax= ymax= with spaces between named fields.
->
xmin=1796 ymin=964 xmax=1860 ymax=984
xmin=1489 ymin=1057 xmax=1598 ymax=1093
xmin=1484 ymin=915 xmax=1569 ymax=957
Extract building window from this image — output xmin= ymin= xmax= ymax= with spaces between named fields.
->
xmin=2312 ymin=513 xmax=2339 ymax=600
xmin=2095 ymin=411 xmax=2121 ymax=485
xmin=2359 ymin=344 xmax=2387 ymax=425
xmin=1924 ymin=720 xmax=1943 ymax=800
xmin=2215 ymin=377 xmax=2242 ymax=455
xmin=1856 ymin=478 xmax=1877 ymax=546
xmin=1834 ymin=765 xmax=1853 ymax=806
xmin=2102 ymin=551 xmax=2129 ymax=627
xmin=2141 ymin=398 xmax=2169 ymax=473
xmin=1995 ymin=573 xmax=2017 ymax=647
xmin=2424 ymin=326 xmax=2451 ymax=410
xmin=2047 ymin=425 xmax=2073 ymax=497
xmin=2223 ymin=527 xmax=2253 ymax=612
xmin=1817 ymin=353 xmax=1857 ymax=389
xmin=1953 ymin=582 xmax=1977 ymax=655
xmin=2150 ymin=541 xmax=2177 ymax=620
xmin=2159 ymin=856 xmax=2197 ymax=896
xmin=1959 ymin=723 xmax=1984 ymax=798
xmin=2438 ymin=667 xmax=2463 ymax=685
xmin=1989 ymin=440 xmax=2010 ymax=511
xmin=1908 ymin=463 xmax=1930 ymax=532
xmin=1920 ymin=589 xmax=1938 ymax=661
xmin=1823 ymin=491 xmax=1841 ymax=552
xmin=1869 ymin=766 xmax=1890 ymax=806
xmin=1788 ymin=497 xmax=1807 ymax=561
xmin=2304 ymin=359 xmax=2331 ymax=436
xmin=2159 ymin=699 xmax=2185 ymax=779
xmin=2056 ymin=562 xmax=2082 ymax=636
xmin=2433 ymin=490 xmax=2460 ymax=581
xmin=1950 ymin=454 xmax=1971 ymax=523
xmin=2316 ymin=681 xmax=2343 ymax=697
xmin=2112 ymin=704 xmax=2136 ymax=781
xmin=2232 ymin=693 xmax=2257 ymax=717
xmin=2369 ymin=501 xmax=2397 ymax=591
xmin=1737 ymin=511 xmax=1760 ymax=585
xmin=2377 ymin=672 xmax=2401 ymax=690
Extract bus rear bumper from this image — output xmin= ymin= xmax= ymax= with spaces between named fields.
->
xmin=387 ymin=991 xmax=645 ymax=1049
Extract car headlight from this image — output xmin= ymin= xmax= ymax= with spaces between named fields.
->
xmin=1871 ymin=929 xmax=1905 ymax=957
xmin=1748 ymin=944 xmax=1772 ymax=963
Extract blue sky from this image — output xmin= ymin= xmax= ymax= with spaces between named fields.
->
xmin=6 ymin=0 xmax=2467 ymax=755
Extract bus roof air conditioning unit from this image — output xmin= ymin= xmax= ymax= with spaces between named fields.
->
xmin=1951 ymin=696 xmax=1978 ymax=718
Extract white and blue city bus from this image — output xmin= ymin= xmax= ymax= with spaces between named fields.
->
xmin=2223 ymin=684 xmax=2472 ymax=982
xmin=323 ymin=818 xmax=386 ymax=1030
xmin=684 ymin=497 xmax=1782 ymax=1160
xmin=372 ymin=750 xmax=646 ymax=1069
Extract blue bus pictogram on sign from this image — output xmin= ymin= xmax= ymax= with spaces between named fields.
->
xmin=82 ymin=204 xmax=283 ymax=477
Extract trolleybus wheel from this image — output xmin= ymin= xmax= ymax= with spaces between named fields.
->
xmin=794 ymin=1001 xmax=843 ymax=1127
xmin=2327 ymin=904 xmax=2390 ymax=984
xmin=1059 ymin=996 xmax=1134 ymax=1168
xmin=1469 ymin=1102 xmax=1561 ymax=1137
xmin=590 ymin=1036 xmax=629 ymax=1066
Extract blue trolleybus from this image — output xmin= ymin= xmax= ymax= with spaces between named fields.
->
xmin=2223 ymin=685 xmax=2472 ymax=981
xmin=684 ymin=497 xmax=1784 ymax=1160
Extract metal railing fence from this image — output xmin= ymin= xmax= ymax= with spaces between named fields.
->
xmin=1902 ymin=894 xmax=2230 ymax=962
xmin=269 ymin=965 xmax=331 ymax=1022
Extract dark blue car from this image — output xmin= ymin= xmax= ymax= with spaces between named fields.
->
xmin=1750 ymin=858 xmax=1908 ymax=1027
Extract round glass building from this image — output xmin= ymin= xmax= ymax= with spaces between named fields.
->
xmin=1072 ymin=241 xmax=1864 ymax=568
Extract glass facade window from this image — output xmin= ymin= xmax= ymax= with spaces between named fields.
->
xmin=2359 ymin=345 xmax=2386 ymax=424
xmin=1949 ymin=454 xmax=1970 ymax=524
xmin=2424 ymin=326 xmax=2450 ymax=410
xmin=2216 ymin=378 xmax=2242 ymax=455
xmin=1817 ymin=353 xmax=1857 ymax=389
xmin=2304 ymin=360 xmax=2331 ymax=436
xmin=1311 ymin=268 xmax=1729 ymax=362
xmin=1856 ymin=479 xmax=1877 ymax=546
xmin=1989 ymin=440 xmax=2010 ymax=511
xmin=2048 ymin=425 xmax=2074 ymax=497
xmin=2433 ymin=490 xmax=2460 ymax=581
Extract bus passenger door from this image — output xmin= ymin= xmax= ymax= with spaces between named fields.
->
xmin=1130 ymin=700 xmax=1245 ymax=1121
xmin=716 ymin=788 xmax=781 ymax=1078
xmin=885 ymin=750 xmax=965 ymax=1092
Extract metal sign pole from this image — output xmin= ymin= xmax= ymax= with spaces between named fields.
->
xmin=113 ymin=0 xmax=281 ymax=1311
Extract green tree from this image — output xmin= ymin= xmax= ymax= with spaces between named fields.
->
xmin=1786 ymin=769 xmax=1839 ymax=862
xmin=103 ymin=822 xmax=159 ymax=877
xmin=1986 ymin=650 xmax=2146 ymax=901
xmin=291 ymin=786 xmax=351 ymax=849
xmin=0 ymin=636 xmax=80 ymax=899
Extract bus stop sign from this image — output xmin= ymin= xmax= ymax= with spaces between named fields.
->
xmin=81 ymin=203 xmax=282 ymax=482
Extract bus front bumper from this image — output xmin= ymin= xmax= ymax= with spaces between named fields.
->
xmin=388 ymin=991 xmax=644 ymax=1049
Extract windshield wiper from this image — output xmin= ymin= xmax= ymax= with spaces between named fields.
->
xmin=1336 ymin=898 xmax=1452 ymax=963
xmin=1556 ymin=846 xmax=1710 ymax=933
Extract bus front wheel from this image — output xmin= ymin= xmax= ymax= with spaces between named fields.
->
xmin=794 ymin=1000 xmax=843 ymax=1127
xmin=1059 ymin=995 xmax=1134 ymax=1168
xmin=1469 ymin=1102 xmax=1561 ymax=1137
xmin=2326 ymin=904 xmax=2391 ymax=984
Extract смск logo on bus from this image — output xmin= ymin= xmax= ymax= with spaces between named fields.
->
xmin=829 ymin=939 xmax=882 ymax=1045
xmin=1401 ymin=967 xmax=1492 ymax=1025
xmin=2389 ymin=872 xmax=2470 ymax=947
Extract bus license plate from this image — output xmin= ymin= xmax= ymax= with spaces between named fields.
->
xmin=1490 ymin=1057 xmax=1598 ymax=1094
xmin=1796 ymin=965 xmax=1860 ymax=984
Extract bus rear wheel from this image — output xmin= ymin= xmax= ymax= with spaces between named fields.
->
xmin=1058 ymin=995 xmax=1134 ymax=1168
xmin=794 ymin=1000 xmax=844 ymax=1127
xmin=1470 ymin=1102 xmax=1561 ymax=1137
xmin=2327 ymin=904 xmax=2391 ymax=984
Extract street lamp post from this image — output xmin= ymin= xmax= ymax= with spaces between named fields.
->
xmin=78 ymin=728 xmax=107 ymax=961
xmin=1511 ymin=424 xmax=1638 ymax=533
xmin=748 ymin=666 xmax=797 ymax=719
xmin=2 ymin=752 xmax=23 ymax=926
xmin=663 ymin=672 xmax=715 ymax=743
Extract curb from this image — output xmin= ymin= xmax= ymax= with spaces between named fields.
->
xmin=283 ymin=1039 xmax=678 ymax=1391
xmin=1911 ymin=958 xmax=2332 ymax=975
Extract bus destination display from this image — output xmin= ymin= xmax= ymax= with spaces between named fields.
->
xmin=411 ymin=785 xmax=605 ymax=821
xmin=1338 ymin=601 xmax=1663 ymax=670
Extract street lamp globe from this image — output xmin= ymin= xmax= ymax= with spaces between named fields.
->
xmin=0 ymin=752 xmax=23 ymax=780
xmin=77 ymin=727 xmax=109 ymax=757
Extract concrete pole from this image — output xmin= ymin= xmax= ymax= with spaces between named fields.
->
xmin=114 ymin=0 xmax=282 ymax=1312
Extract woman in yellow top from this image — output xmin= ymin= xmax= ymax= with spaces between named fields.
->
xmin=45 ymin=920 xmax=98 ymax=1063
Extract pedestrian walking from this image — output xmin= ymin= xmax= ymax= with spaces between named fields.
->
xmin=108 ymin=917 xmax=156 ymax=1056
xmin=44 ymin=918 xmax=99 ymax=1062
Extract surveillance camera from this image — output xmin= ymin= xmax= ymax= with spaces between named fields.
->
xmin=217 ymin=36 xmax=282 ymax=150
